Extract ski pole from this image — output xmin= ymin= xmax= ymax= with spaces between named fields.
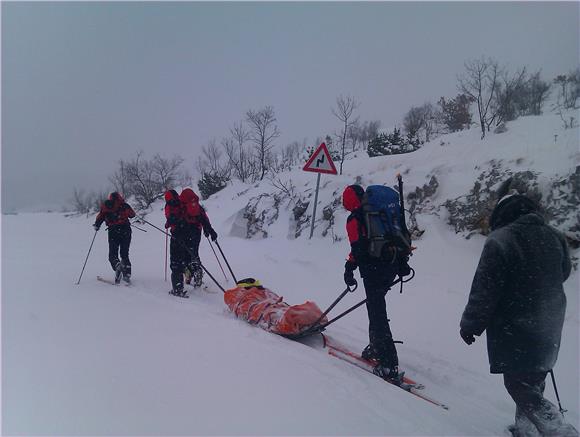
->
xmin=549 ymin=369 xmax=567 ymax=415
xmin=318 ymin=277 xmax=402 ymax=330
xmin=214 ymin=240 xmax=238 ymax=284
xmin=207 ymin=237 xmax=228 ymax=282
xmin=199 ymin=262 xmax=226 ymax=293
xmin=131 ymin=223 xmax=147 ymax=232
xmin=397 ymin=173 xmax=410 ymax=238
xmin=138 ymin=216 xmax=226 ymax=292
xmin=76 ymin=229 xmax=98 ymax=285
xmin=302 ymin=282 xmax=358 ymax=335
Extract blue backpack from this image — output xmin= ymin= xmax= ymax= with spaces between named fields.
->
xmin=361 ymin=185 xmax=411 ymax=261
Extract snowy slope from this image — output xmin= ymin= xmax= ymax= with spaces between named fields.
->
xmin=2 ymin=111 xmax=578 ymax=436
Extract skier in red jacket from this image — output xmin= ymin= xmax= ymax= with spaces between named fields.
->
xmin=165 ymin=188 xmax=217 ymax=294
xmin=93 ymin=192 xmax=136 ymax=284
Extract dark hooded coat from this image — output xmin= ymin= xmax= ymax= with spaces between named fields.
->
xmin=460 ymin=195 xmax=571 ymax=373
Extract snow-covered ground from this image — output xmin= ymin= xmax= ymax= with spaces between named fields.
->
xmin=2 ymin=112 xmax=578 ymax=435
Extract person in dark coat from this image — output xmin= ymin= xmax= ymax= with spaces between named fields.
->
xmin=93 ymin=192 xmax=136 ymax=284
xmin=342 ymin=184 xmax=406 ymax=382
xmin=460 ymin=193 xmax=576 ymax=437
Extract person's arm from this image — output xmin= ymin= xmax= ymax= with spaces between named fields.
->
xmin=94 ymin=207 xmax=106 ymax=229
xmin=200 ymin=207 xmax=218 ymax=241
xmin=460 ymin=236 xmax=508 ymax=337
xmin=125 ymin=203 xmax=136 ymax=219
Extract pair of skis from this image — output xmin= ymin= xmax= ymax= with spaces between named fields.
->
xmin=97 ymin=276 xmax=131 ymax=286
xmin=321 ymin=334 xmax=448 ymax=410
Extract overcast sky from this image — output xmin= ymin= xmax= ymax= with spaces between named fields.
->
xmin=2 ymin=1 xmax=579 ymax=212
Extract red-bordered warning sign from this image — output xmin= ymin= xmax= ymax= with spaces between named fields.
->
xmin=303 ymin=143 xmax=338 ymax=175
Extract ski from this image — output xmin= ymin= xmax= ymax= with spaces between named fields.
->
xmin=168 ymin=290 xmax=190 ymax=299
xmin=97 ymin=276 xmax=132 ymax=286
xmin=322 ymin=334 xmax=448 ymax=410
xmin=97 ymin=275 xmax=119 ymax=286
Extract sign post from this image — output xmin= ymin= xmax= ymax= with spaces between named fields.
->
xmin=302 ymin=142 xmax=338 ymax=239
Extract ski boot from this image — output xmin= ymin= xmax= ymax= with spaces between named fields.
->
xmin=190 ymin=258 xmax=203 ymax=288
xmin=114 ymin=262 xmax=123 ymax=284
xmin=170 ymin=284 xmax=186 ymax=297
xmin=373 ymin=363 xmax=404 ymax=386
xmin=362 ymin=344 xmax=379 ymax=361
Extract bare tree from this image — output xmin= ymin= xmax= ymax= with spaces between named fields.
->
xmin=70 ymin=188 xmax=108 ymax=216
xmin=223 ymin=121 xmax=255 ymax=183
xmin=198 ymin=139 xmax=231 ymax=180
xmin=109 ymin=160 xmax=132 ymax=198
xmin=458 ymin=57 xmax=500 ymax=139
xmin=492 ymin=67 xmax=528 ymax=127
xmin=70 ymin=188 xmax=92 ymax=215
xmin=246 ymin=106 xmax=280 ymax=180
xmin=403 ymin=106 xmax=424 ymax=139
xmin=152 ymin=154 xmax=184 ymax=191
xmin=526 ymin=71 xmax=551 ymax=115
xmin=125 ymin=151 xmax=163 ymax=209
xmin=332 ymin=95 xmax=360 ymax=174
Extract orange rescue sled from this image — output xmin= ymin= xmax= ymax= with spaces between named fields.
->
xmin=224 ymin=282 xmax=327 ymax=337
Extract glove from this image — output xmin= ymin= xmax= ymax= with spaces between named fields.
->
xmin=209 ymin=228 xmax=218 ymax=242
xmin=205 ymin=228 xmax=218 ymax=241
xmin=460 ymin=328 xmax=475 ymax=345
xmin=93 ymin=223 xmax=100 ymax=231
xmin=398 ymin=257 xmax=412 ymax=277
xmin=343 ymin=261 xmax=357 ymax=287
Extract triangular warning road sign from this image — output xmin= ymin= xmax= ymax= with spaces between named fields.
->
xmin=303 ymin=143 xmax=338 ymax=175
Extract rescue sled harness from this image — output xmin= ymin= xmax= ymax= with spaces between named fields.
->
xmin=139 ymin=214 xmax=415 ymax=340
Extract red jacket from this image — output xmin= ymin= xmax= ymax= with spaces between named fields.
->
xmin=179 ymin=188 xmax=212 ymax=232
xmin=164 ymin=190 xmax=183 ymax=233
xmin=95 ymin=192 xmax=136 ymax=228
xmin=342 ymin=185 xmax=366 ymax=265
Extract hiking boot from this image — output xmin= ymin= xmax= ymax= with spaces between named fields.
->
xmin=122 ymin=273 xmax=131 ymax=284
xmin=114 ymin=262 xmax=123 ymax=284
xmin=192 ymin=268 xmax=203 ymax=288
xmin=190 ymin=258 xmax=203 ymax=288
xmin=184 ymin=267 xmax=192 ymax=285
xmin=373 ymin=364 xmax=404 ymax=384
xmin=362 ymin=344 xmax=378 ymax=361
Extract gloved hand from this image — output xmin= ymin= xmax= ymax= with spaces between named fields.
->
xmin=209 ymin=228 xmax=218 ymax=242
xmin=93 ymin=223 xmax=100 ymax=231
xmin=398 ymin=256 xmax=412 ymax=277
xmin=343 ymin=261 xmax=357 ymax=287
xmin=460 ymin=328 xmax=476 ymax=345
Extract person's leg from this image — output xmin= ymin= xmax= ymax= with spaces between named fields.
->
xmin=119 ymin=226 xmax=132 ymax=280
xmin=504 ymin=372 xmax=578 ymax=437
xmin=188 ymin=228 xmax=203 ymax=287
xmin=169 ymin=237 xmax=185 ymax=293
xmin=362 ymin=275 xmax=398 ymax=370
xmin=108 ymin=229 xmax=121 ymax=271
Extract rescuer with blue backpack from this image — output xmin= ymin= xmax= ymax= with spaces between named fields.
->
xmin=342 ymin=179 xmax=413 ymax=382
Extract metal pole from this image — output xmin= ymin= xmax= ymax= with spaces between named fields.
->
xmin=549 ymin=369 xmax=567 ymax=415
xmin=76 ymin=229 xmax=98 ymax=285
xmin=309 ymin=173 xmax=322 ymax=239
xmin=208 ymin=237 xmax=229 ymax=282
xmin=214 ymin=241 xmax=238 ymax=284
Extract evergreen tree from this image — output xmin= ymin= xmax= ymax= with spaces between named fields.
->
xmin=198 ymin=171 xmax=228 ymax=200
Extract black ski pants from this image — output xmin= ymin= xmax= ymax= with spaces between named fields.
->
xmin=107 ymin=224 xmax=132 ymax=275
xmin=170 ymin=226 xmax=202 ymax=291
xmin=362 ymin=266 xmax=398 ymax=368
xmin=504 ymin=372 xmax=578 ymax=437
